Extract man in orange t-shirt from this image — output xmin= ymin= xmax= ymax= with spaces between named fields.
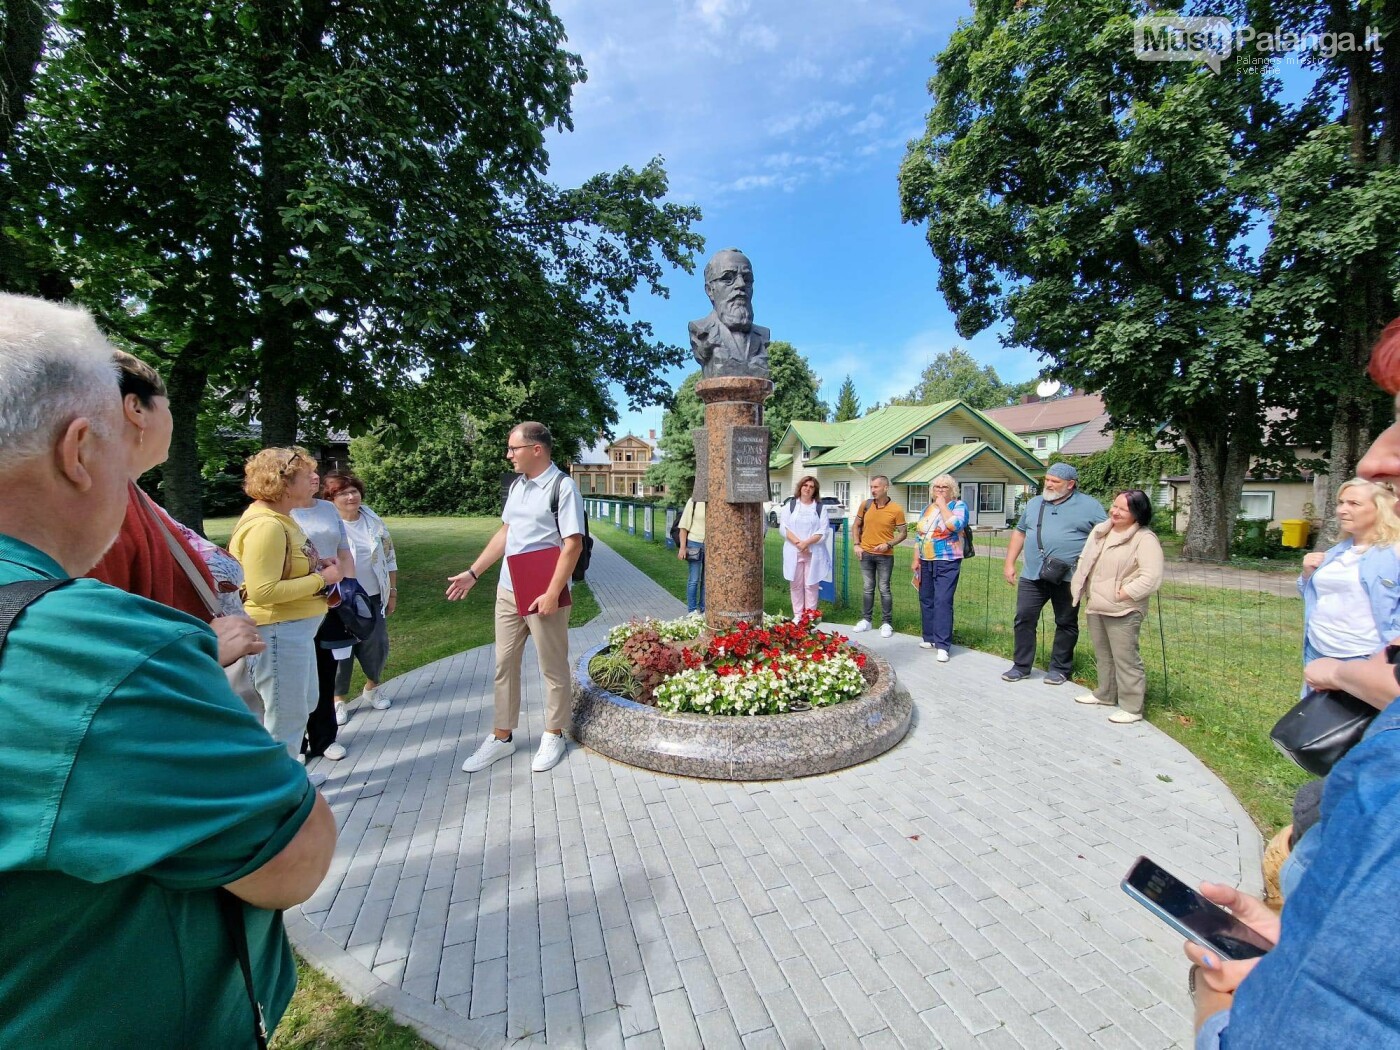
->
xmin=852 ymin=475 xmax=907 ymax=637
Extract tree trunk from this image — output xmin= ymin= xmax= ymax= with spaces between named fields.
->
xmin=164 ymin=354 xmax=210 ymax=532
xmin=1180 ymin=412 xmax=1253 ymax=562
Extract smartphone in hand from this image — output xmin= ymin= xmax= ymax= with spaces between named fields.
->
xmin=1121 ymin=856 xmax=1273 ymax=961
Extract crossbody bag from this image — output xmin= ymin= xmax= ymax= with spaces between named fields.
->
xmin=1036 ymin=496 xmax=1073 ymax=584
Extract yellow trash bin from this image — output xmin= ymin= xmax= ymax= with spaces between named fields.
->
xmin=1280 ymin=519 xmax=1310 ymax=549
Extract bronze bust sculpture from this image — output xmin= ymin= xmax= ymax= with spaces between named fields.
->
xmin=689 ymin=249 xmax=770 ymax=381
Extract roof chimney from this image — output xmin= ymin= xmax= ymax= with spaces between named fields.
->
xmin=1020 ymin=394 xmax=1039 ymax=404
xmin=649 ymin=429 xmax=656 ymax=441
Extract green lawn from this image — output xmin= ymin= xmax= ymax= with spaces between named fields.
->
xmin=207 ymin=515 xmax=597 ymax=1050
xmin=596 ymin=520 xmax=1309 ymax=834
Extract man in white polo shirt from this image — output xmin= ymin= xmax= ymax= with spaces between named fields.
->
xmin=446 ymin=421 xmax=585 ymax=773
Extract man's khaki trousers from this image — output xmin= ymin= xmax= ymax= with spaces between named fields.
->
xmin=493 ymin=587 xmax=572 ymax=733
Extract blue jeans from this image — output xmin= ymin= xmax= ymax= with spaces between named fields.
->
xmin=686 ymin=541 xmax=705 ymax=612
xmin=918 ymin=558 xmax=962 ymax=648
xmin=253 ymin=613 xmax=324 ymax=757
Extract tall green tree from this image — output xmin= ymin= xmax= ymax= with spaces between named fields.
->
xmin=646 ymin=372 xmax=704 ymax=504
xmin=7 ymin=0 xmax=702 ymax=530
xmin=900 ymin=0 xmax=1295 ymax=561
xmin=892 ymin=347 xmax=1024 ymax=409
xmin=1253 ymin=3 xmax=1400 ymax=546
xmin=765 ymin=341 xmax=827 ymax=447
xmin=832 ymin=375 xmax=861 ymax=421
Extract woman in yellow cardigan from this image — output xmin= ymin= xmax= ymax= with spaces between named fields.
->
xmin=230 ymin=447 xmax=344 ymax=762
xmin=1069 ymin=489 xmax=1165 ymax=724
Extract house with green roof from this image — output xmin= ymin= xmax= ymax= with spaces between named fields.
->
xmin=770 ymin=402 xmax=1044 ymax=527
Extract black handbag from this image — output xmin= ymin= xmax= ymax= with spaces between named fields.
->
xmin=333 ymin=577 xmax=381 ymax=642
xmin=1034 ymin=496 xmax=1072 ymax=583
xmin=1270 ymin=689 xmax=1377 ymax=777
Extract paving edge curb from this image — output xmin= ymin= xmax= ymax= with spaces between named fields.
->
xmin=284 ymin=910 xmax=522 ymax=1050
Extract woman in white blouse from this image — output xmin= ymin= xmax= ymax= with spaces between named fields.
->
xmin=780 ymin=475 xmax=832 ymax=619
xmin=1299 ymin=478 xmax=1400 ymax=688
xmin=323 ymin=470 xmax=398 ymax=723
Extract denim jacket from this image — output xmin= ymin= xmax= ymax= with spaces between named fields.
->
xmin=1298 ymin=539 xmax=1400 ymax=660
xmin=1197 ymin=698 xmax=1400 ymax=1048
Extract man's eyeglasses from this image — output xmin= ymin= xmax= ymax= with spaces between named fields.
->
xmin=506 ymin=443 xmax=535 ymax=454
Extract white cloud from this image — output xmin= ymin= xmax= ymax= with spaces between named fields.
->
xmin=767 ymin=100 xmax=857 ymax=137
xmin=739 ymin=23 xmax=780 ymax=51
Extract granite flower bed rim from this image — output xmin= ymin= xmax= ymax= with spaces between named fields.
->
xmin=571 ymin=639 xmax=911 ymax=780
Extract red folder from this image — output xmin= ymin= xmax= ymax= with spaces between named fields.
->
xmin=506 ymin=546 xmax=572 ymax=616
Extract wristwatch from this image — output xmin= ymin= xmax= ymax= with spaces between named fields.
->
xmin=465 ymin=568 xmax=479 ymax=582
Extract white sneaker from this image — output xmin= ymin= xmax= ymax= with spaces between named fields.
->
xmin=853 ymin=620 xmax=871 ymax=633
xmin=365 ymin=685 xmax=390 ymax=711
xmin=880 ymin=624 xmax=894 ymax=638
xmin=919 ymin=641 xmax=935 ymax=650
xmin=322 ymin=742 xmax=347 ymax=761
xmin=307 ymin=769 xmax=329 ymax=788
xmin=462 ymin=734 xmax=516 ymax=772
xmin=1109 ymin=710 xmax=1144 ymax=724
xmin=532 ymin=733 xmax=568 ymax=772
xmin=936 ymin=649 xmax=950 ymax=663
xmin=334 ymin=700 xmax=348 ymax=726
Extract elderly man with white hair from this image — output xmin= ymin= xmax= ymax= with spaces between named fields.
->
xmin=0 ymin=294 xmax=336 ymax=1045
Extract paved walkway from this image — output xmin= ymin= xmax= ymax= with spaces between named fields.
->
xmin=293 ymin=536 xmax=1262 ymax=1050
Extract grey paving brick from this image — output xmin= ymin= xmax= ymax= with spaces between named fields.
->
xmin=637 ymin=934 xmax=683 ymax=995
xmin=543 ymin=988 xmax=585 ymax=1048
xmin=612 ymin=967 xmax=661 ymax=1038
xmin=825 ymin=971 xmax=887 ymax=1037
xmin=695 ymin=1007 xmax=746 ymax=1050
xmin=576 ymin=953 xmax=616 ymax=1017
xmin=468 ymin=955 xmax=506 ymax=1019
xmin=806 ymin=1007 xmax=866 ymax=1050
xmin=718 ymin=967 xmax=773 ymax=1036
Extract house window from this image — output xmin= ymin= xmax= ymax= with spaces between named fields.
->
xmin=614 ymin=451 xmax=623 ymax=462
xmin=962 ymin=436 xmax=979 ymax=444
xmin=1035 ymin=436 xmax=1048 ymax=450
xmin=631 ymin=480 xmax=640 ymax=495
xmin=906 ymin=486 xmax=928 ymax=517
xmin=912 ymin=436 xmax=929 ymax=456
xmin=1239 ymin=491 xmax=1274 ymax=521
xmin=977 ymin=484 xmax=1004 ymax=514
xmin=893 ymin=444 xmax=912 ymax=456
xmin=834 ymin=481 xmax=850 ymax=507
xmin=770 ymin=481 xmax=781 ymax=500
xmin=801 ymin=445 xmax=810 ymax=461
xmin=625 ymin=452 xmax=633 ymax=462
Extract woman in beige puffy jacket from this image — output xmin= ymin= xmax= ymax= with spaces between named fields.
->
xmin=1069 ymin=489 xmax=1165 ymax=724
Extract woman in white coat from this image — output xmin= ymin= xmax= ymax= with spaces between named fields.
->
xmin=780 ymin=475 xmax=832 ymax=619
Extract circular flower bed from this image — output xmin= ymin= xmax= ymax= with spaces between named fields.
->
xmin=591 ymin=610 xmax=868 ymax=716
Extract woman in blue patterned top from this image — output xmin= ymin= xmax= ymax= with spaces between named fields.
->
xmin=911 ymin=474 xmax=969 ymax=662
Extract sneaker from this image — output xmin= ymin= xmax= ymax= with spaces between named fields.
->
xmin=321 ymin=742 xmax=347 ymax=761
xmin=1043 ymin=672 xmax=1068 ymax=686
xmin=1109 ymin=710 xmax=1144 ymax=724
xmin=1076 ymin=693 xmax=1112 ymax=706
xmin=919 ymin=641 xmax=935 ymax=650
xmin=365 ymin=685 xmax=390 ymax=711
xmin=936 ymin=649 xmax=950 ymax=664
xmin=532 ymin=733 xmax=568 ymax=772
xmin=335 ymin=700 xmax=349 ymax=726
xmin=853 ymin=620 xmax=872 ymax=633
xmin=462 ymin=734 xmax=516 ymax=773
xmin=1001 ymin=668 xmax=1028 ymax=682
xmin=307 ymin=769 xmax=329 ymax=788
xmin=880 ymin=624 xmax=894 ymax=638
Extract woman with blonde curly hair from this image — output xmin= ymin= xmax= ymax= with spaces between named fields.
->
xmin=229 ymin=447 xmax=343 ymax=773
xmin=1299 ymin=478 xmax=1400 ymax=681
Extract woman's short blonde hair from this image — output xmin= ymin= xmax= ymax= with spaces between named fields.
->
xmin=930 ymin=474 xmax=960 ymax=498
xmin=244 ymin=445 xmax=318 ymax=502
xmin=1338 ymin=478 xmax=1400 ymax=546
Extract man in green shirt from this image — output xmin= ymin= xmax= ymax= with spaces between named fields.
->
xmin=0 ymin=294 xmax=337 ymax=1046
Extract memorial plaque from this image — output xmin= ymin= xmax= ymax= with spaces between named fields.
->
xmin=692 ymin=427 xmax=708 ymax=502
xmin=725 ymin=426 xmax=770 ymax=503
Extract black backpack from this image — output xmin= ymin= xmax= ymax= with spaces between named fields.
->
xmin=511 ymin=473 xmax=592 ymax=582
xmin=669 ymin=508 xmax=683 ymax=548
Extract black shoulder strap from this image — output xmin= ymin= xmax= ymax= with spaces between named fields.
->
xmin=218 ymin=890 xmax=269 ymax=1050
xmin=1035 ymin=496 xmax=1049 ymax=559
xmin=0 ymin=579 xmax=71 ymax=655
xmin=856 ymin=498 xmax=873 ymax=521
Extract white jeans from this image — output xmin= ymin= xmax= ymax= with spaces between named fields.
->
xmin=254 ymin=613 xmax=324 ymax=756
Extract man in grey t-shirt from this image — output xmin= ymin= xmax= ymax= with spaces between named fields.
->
xmin=1000 ymin=463 xmax=1106 ymax=685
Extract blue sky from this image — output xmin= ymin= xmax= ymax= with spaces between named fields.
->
xmin=543 ymin=0 xmax=1037 ymax=444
